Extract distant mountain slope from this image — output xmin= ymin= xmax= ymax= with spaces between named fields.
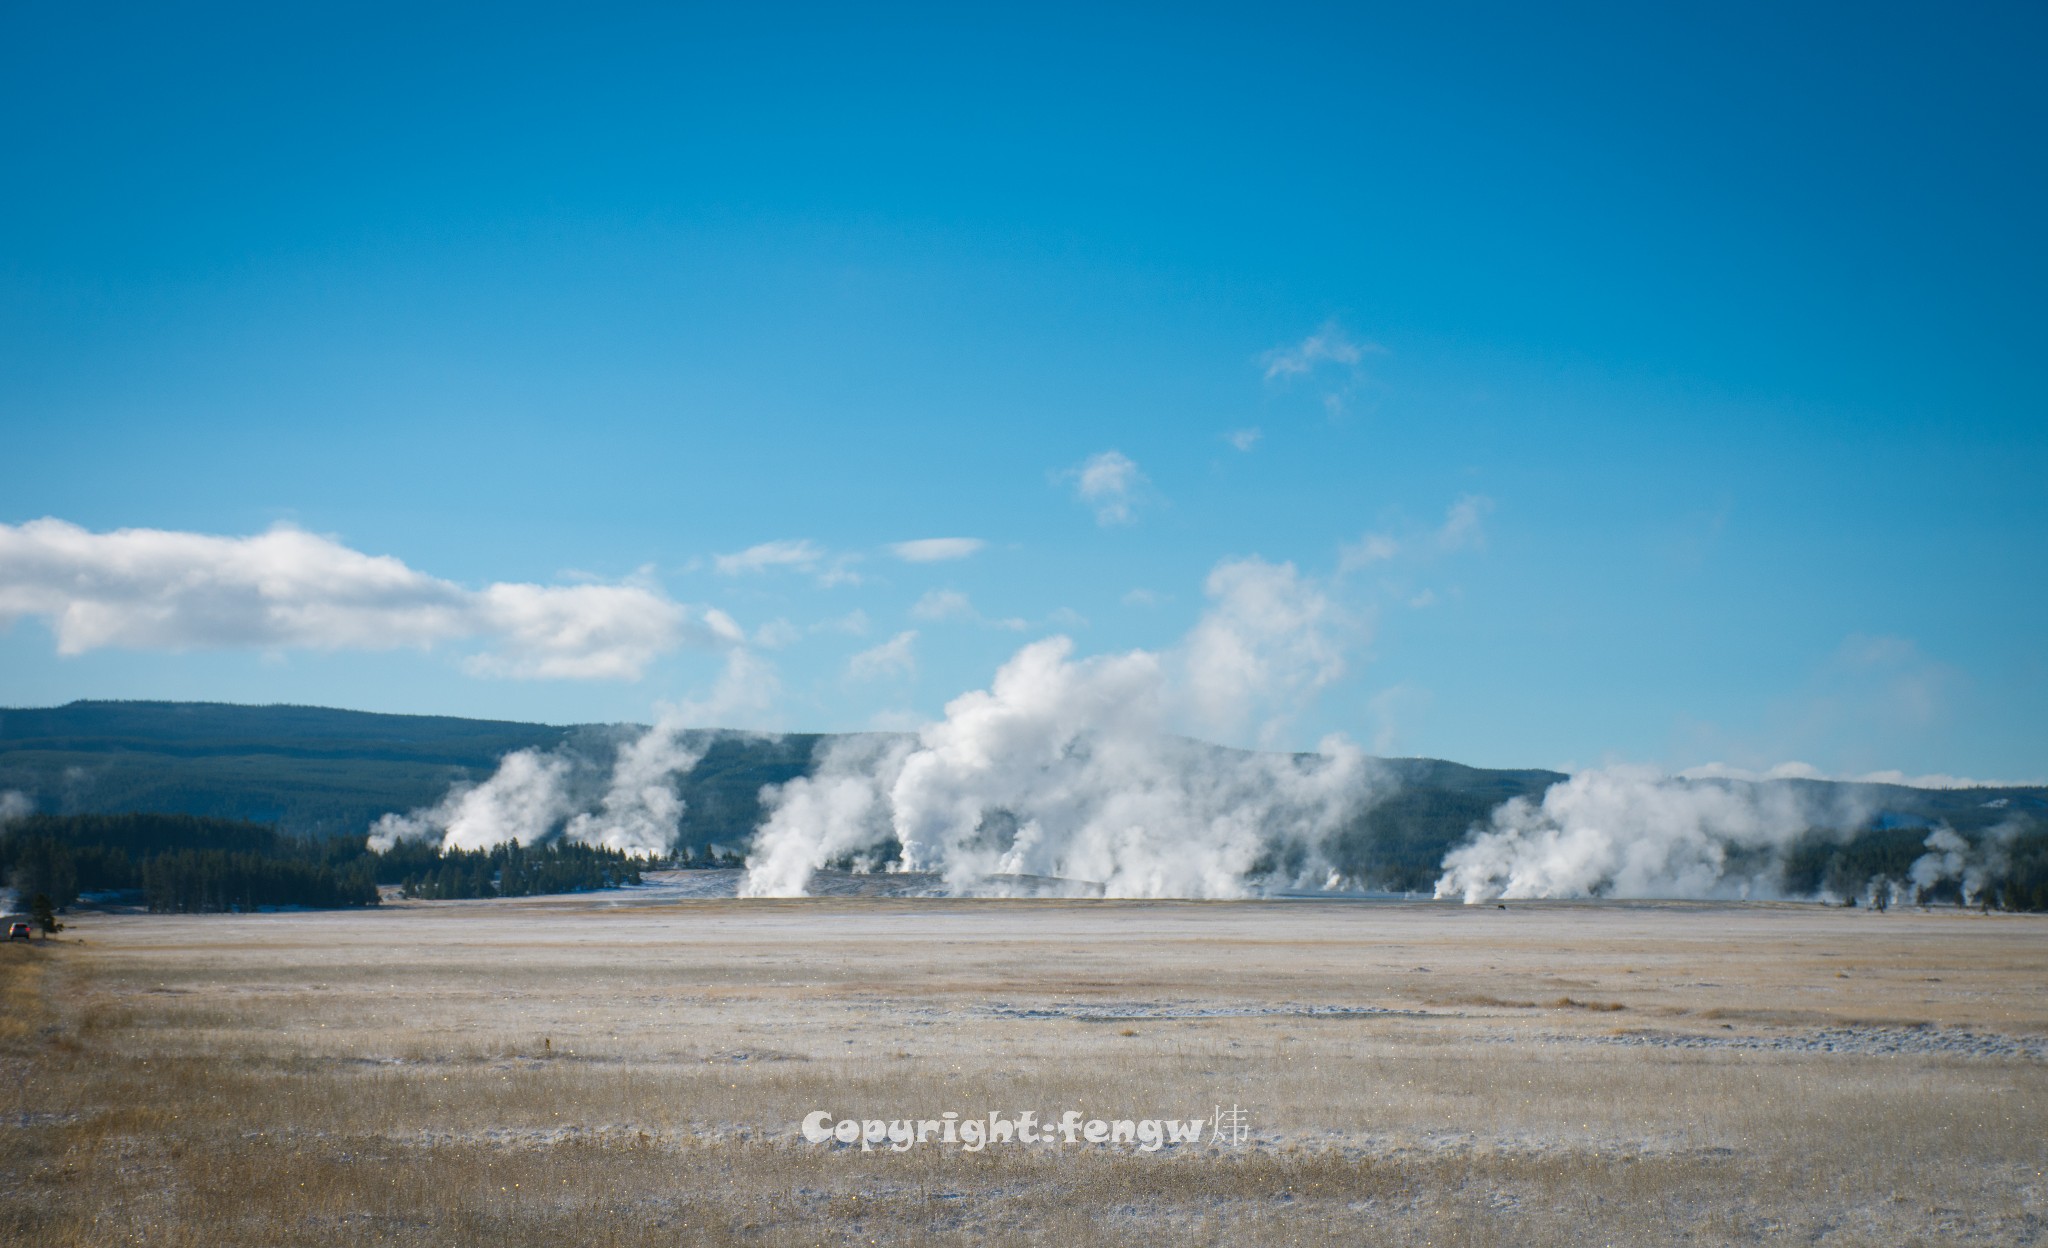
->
xmin=0 ymin=702 xmax=1558 ymax=866
xmin=0 ymin=700 xmax=576 ymax=763
xmin=2 ymin=702 xmax=2039 ymax=896
xmin=0 ymin=701 xmax=578 ymax=837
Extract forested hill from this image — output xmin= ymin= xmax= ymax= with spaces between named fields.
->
xmin=2 ymin=702 xmax=2041 ymax=897
xmin=0 ymin=701 xmax=1564 ymax=861
xmin=0 ymin=701 xmax=577 ymax=837
xmin=0 ymin=701 xmax=820 ymax=842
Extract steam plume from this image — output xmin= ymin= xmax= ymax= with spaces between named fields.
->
xmin=741 ymin=557 xmax=1381 ymax=898
xmin=369 ymin=749 xmax=580 ymax=852
xmin=0 ymin=791 xmax=31 ymax=825
xmin=369 ymin=711 xmax=711 ymax=855
xmin=1906 ymin=820 xmax=2024 ymax=905
xmin=1433 ymin=767 xmax=1871 ymax=903
xmin=562 ymin=712 xmax=711 ymax=853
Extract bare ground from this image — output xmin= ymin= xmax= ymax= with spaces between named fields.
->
xmin=3 ymin=893 xmax=2044 ymax=1245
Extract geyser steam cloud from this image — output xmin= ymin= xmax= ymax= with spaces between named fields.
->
xmin=741 ymin=557 xmax=1383 ymax=898
xmin=1431 ymin=767 xmax=1866 ymax=903
xmin=369 ymin=710 xmax=711 ymax=855
xmin=1428 ymin=766 xmax=2040 ymax=905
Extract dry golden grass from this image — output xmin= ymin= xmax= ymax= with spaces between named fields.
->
xmin=3 ymin=897 xmax=2045 ymax=1244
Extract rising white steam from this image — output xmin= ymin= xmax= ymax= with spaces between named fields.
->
xmin=742 ymin=557 xmax=1381 ymax=898
xmin=369 ymin=748 xmax=580 ymax=852
xmin=1906 ymin=821 xmax=2023 ymax=905
xmin=369 ymin=712 xmax=715 ymax=855
xmin=742 ymin=734 xmax=916 ymax=896
xmin=0 ymin=790 xmax=31 ymax=825
xmin=1433 ymin=766 xmax=1872 ymax=903
xmin=562 ymin=711 xmax=711 ymax=853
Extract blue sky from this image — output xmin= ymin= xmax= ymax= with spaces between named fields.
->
xmin=2 ymin=2 xmax=2043 ymax=779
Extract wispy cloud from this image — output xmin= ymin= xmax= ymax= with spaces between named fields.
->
xmin=1336 ymin=533 xmax=1401 ymax=573
xmin=816 ymin=554 xmax=865 ymax=587
xmin=1061 ymin=449 xmax=1146 ymax=526
xmin=0 ymin=517 xmax=712 ymax=680
xmin=674 ymin=647 xmax=782 ymax=727
xmin=1227 ymin=427 xmax=1262 ymax=452
xmin=846 ymin=630 xmax=918 ymax=682
xmin=1260 ymin=322 xmax=1383 ymax=417
xmin=714 ymin=539 xmax=861 ymax=587
xmin=752 ymin=617 xmax=801 ymax=649
xmin=1677 ymin=761 xmax=2039 ymax=789
xmin=1259 ymin=323 xmax=1379 ymax=381
xmin=699 ymin=608 xmax=748 ymax=646
xmin=911 ymin=589 xmax=974 ymax=621
xmin=1436 ymin=494 xmax=1494 ymax=552
xmin=911 ymin=589 xmax=1028 ymax=631
xmin=714 ymin=539 xmax=823 ymax=576
xmin=812 ymin=609 xmax=871 ymax=637
xmin=888 ymin=537 xmax=986 ymax=563
xmin=1338 ymin=495 xmax=1495 ymax=574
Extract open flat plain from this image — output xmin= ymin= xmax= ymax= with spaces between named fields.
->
xmin=3 ymin=882 xmax=2044 ymax=1245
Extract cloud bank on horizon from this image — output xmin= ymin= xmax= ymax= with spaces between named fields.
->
xmin=0 ymin=517 xmax=720 ymax=680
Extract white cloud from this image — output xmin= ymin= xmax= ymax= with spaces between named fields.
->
xmin=699 ymin=607 xmax=748 ymax=646
xmin=1062 ymin=450 xmax=1146 ymax=526
xmin=713 ymin=539 xmax=822 ymax=576
xmin=1260 ymin=323 xmax=1384 ymax=416
xmin=909 ymin=589 xmax=1028 ymax=631
xmin=813 ymin=609 xmax=871 ymax=637
xmin=0 ymin=517 xmax=705 ymax=680
xmin=1260 ymin=323 xmax=1378 ymax=381
xmin=1227 ymin=427 xmax=1262 ymax=452
xmin=753 ymin=617 xmax=801 ymax=649
xmin=1337 ymin=533 xmax=1400 ymax=572
xmin=911 ymin=589 xmax=974 ymax=622
xmin=1851 ymin=770 xmax=2040 ymax=790
xmin=1337 ymin=495 xmax=1495 ymax=575
xmin=816 ymin=554 xmax=865 ymax=588
xmin=847 ymin=630 xmax=919 ymax=682
xmin=675 ymin=647 xmax=782 ymax=727
xmin=463 ymin=582 xmax=694 ymax=680
xmin=1678 ymin=761 xmax=2040 ymax=790
xmin=713 ymin=539 xmax=861 ymax=587
xmin=1677 ymin=762 xmax=1828 ymax=783
xmin=1437 ymin=494 xmax=1493 ymax=552
xmin=889 ymin=537 xmax=986 ymax=563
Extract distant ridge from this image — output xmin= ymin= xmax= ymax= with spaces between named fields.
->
xmin=1 ymin=701 xmax=2040 ymax=893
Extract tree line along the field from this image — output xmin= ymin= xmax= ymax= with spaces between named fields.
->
xmin=6 ymin=808 xmax=2047 ymax=913
xmin=0 ymin=813 xmax=655 ymax=913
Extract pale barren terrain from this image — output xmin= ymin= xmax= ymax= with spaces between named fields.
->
xmin=3 ymin=884 xmax=2044 ymax=1245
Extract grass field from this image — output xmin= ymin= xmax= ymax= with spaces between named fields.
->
xmin=3 ymin=888 xmax=2044 ymax=1245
